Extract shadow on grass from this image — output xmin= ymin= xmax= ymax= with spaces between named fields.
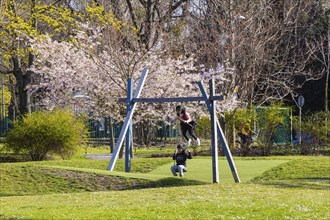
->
xmin=0 ymin=177 xmax=207 ymax=197
xmin=297 ymin=177 xmax=330 ymax=181
xmin=126 ymin=177 xmax=208 ymax=190
xmin=255 ymin=178 xmax=330 ymax=190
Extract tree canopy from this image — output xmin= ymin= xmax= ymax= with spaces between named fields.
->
xmin=0 ymin=0 xmax=328 ymax=119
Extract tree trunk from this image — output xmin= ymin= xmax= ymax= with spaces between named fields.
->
xmin=326 ymin=1 xmax=329 ymax=112
xmin=10 ymin=0 xmax=36 ymax=116
xmin=12 ymin=59 xmax=31 ymax=115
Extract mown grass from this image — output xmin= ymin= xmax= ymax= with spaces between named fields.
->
xmin=0 ymin=158 xmax=202 ymax=197
xmin=35 ymin=157 xmax=171 ymax=173
xmin=0 ymin=183 xmax=328 ymax=219
xmin=0 ymin=157 xmax=289 ymax=196
xmin=0 ymin=156 xmax=329 ymax=219
xmin=251 ymin=156 xmax=330 ymax=190
xmin=150 ymin=158 xmax=288 ymax=183
xmin=0 ymin=163 xmax=157 ymax=196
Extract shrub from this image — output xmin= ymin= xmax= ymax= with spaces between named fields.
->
xmin=5 ymin=109 xmax=88 ymax=161
xmin=293 ymin=111 xmax=330 ymax=154
xmin=225 ymin=103 xmax=291 ymax=156
xmin=225 ymin=108 xmax=255 ymax=156
xmin=254 ymin=103 xmax=291 ymax=155
xmin=195 ymin=116 xmax=211 ymax=139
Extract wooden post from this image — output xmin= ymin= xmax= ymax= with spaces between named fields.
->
xmin=209 ymin=79 xmax=219 ymax=183
xmin=125 ymin=78 xmax=133 ymax=172
xmin=198 ymin=81 xmax=240 ymax=183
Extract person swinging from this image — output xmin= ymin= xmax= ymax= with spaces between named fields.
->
xmin=170 ymin=144 xmax=192 ymax=177
xmin=169 ymin=105 xmax=200 ymax=147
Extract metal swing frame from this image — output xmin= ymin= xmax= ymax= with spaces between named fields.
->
xmin=107 ymin=68 xmax=240 ymax=183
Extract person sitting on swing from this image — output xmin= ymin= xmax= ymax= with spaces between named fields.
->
xmin=170 ymin=105 xmax=200 ymax=147
xmin=171 ymin=144 xmax=192 ymax=177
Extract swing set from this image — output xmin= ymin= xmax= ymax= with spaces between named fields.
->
xmin=107 ymin=68 xmax=240 ymax=183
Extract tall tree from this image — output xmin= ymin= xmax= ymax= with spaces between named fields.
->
xmin=182 ymin=0 xmax=327 ymax=105
xmin=0 ymin=0 xmax=79 ymax=115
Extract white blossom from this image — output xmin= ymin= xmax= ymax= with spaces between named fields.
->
xmin=29 ymin=26 xmax=241 ymax=122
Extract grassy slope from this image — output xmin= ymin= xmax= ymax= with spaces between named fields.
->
xmin=0 ymin=158 xmax=202 ymax=196
xmin=251 ymin=156 xmax=330 ymax=190
xmin=0 ymin=156 xmax=329 ymax=219
xmin=0 ymin=158 xmax=288 ymax=196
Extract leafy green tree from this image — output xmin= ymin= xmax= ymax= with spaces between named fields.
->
xmin=255 ymin=103 xmax=291 ymax=155
xmin=5 ymin=108 xmax=88 ymax=161
xmin=225 ymin=108 xmax=255 ymax=156
xmin=0 ymin=80 xmax=12 ymax=117
xmin=195 ymin=116 xmax=211 ymax=140
xmin=225 ymin=103 xmax=291 ymax=156
xmin=0 ymin=0 xmax=85 ymax=115
xmin=294 ymin=111 xmax=330 ymax=154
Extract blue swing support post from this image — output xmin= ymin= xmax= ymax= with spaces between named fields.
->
xmin=107 ymin=68 xmax=240 ymax=183
xmin=209 ymin=80 xmax=219 ymax=183
xmin=107 ymin=68 xmax=149 ymax=171
xmin=198 ymin=81 xmax=240 ymax=183
xmin=125 ymin=78 xmax=134 ymax=172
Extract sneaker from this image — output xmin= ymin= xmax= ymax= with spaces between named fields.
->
xmin=179 ymin=173 xmax=184 ymax=177
xmin=196 ymin=138 xmax=200 ymax=146
xmin=187 ymin=139 xmax=191 ymax=147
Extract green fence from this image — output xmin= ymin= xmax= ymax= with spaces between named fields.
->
xmin=87 ymin=117 xmax=180 ymax=144
xmin=255 ymin=107 xmax=292 ymax=144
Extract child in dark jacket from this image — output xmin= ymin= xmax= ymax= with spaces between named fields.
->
xmin=170 ymin=144 xmax=192 ymax=177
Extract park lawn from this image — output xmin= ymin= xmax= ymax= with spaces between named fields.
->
xmin=0 ymin=158 xmax=285 ymax=196
xmin=24 ymin=158 xmax=289 ymax=191
xmin=0 ymin=183 xmax=328 ymax=219
xmin=0 ymin=156 xmax=329 ymax=219
xmin=149 ymin=158 xmax=288 ymax=183
xmin=0 ymin=159 xmax=202 ymax=197
xmin=42 ymin=158 xmax=289 ymax=184
xmin=252 ymin=156 xmax=330 ymax=190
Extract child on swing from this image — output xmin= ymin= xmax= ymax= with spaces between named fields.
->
xmin=169 ymin=105 xmax=200 ymax=147
xmin=171 ymin=144 xmax=192 ymax=177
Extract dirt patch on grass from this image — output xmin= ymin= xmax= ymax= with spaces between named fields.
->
xmin=41 ymin=168 xmax=153 ymax=191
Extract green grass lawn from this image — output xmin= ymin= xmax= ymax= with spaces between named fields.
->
xmin=0 ymin=158 xmax=287 ymax=196
xmin=0 ymin=183 xmax=328 ymax=220
xmin=149 ymin=158 xmax=288 ymax=183
xmin=0 ymin=156 xmax=329 ymax=219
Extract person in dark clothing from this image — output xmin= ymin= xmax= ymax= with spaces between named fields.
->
xmin=169 ymin=105 xmax=200 ymax=147
xmin=170 ymin=144 xmax=192 ymax=177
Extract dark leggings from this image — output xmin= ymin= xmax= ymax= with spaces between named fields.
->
xmin=181 ymin=123 xmax=198 ymax=141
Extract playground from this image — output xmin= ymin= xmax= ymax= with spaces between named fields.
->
xmin=1 ymin=68 xmax=329 ymax=219
xmin=0 ymin=1 xmax=328 ymax=219
xmin=0 ymin=149 xmax=329 ymax=219
xmin=108 ymin=68 xmax=240 ymax=184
